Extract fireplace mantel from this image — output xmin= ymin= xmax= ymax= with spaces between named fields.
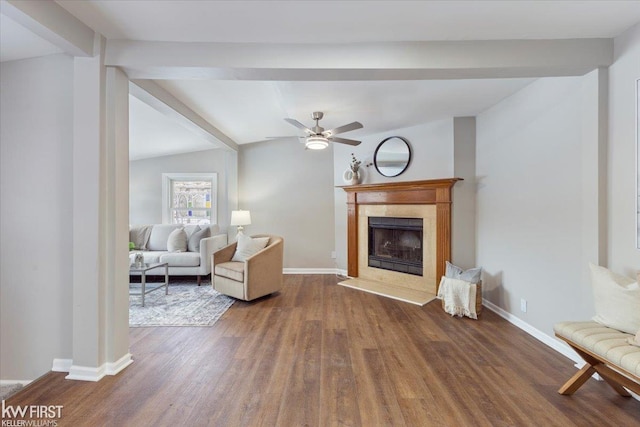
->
xmin=339 ymin=178 xmax=461 ymax=292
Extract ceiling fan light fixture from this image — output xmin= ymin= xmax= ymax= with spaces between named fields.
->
xmin=305 ymin=136 xmax=329 ymax=150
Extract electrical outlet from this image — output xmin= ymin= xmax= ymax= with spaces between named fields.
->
xmin=331 ymin=251 xmax=336 ymax=259
xmin=520 ymin=298 xmax=527 ymax=313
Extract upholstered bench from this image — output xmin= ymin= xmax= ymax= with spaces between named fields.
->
xmin=554 ymin=321 xmax=640 ymax=396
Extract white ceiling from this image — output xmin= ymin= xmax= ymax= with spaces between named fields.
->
xmin=4 ymin=1 xmax=640 ymax=159
xmin=0 ymin=14 xmax=63 ymax=62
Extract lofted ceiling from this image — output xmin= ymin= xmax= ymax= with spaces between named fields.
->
xmin=3 ymin=1 xmax=640 ymax=159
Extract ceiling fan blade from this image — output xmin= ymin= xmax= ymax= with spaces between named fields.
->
xmin=329 ymin=136 xmax=361 ymax=146
xmin=266 ymin=135 xmax=304 ymax=139
xmin=284 ymin=118 xmax=313 ymax=134
xmin=323 ymin=121 xmax=363 ymax=137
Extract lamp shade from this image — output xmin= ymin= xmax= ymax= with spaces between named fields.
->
xmin=230 ymin=210 xmax=251 ymax=226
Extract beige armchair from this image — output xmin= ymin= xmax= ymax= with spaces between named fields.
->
xmin=212 ymin=234 xmax=284 ymax=301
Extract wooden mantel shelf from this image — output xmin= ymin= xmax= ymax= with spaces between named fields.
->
xmin=337 ymin=178 xmax=462 ymax=192
xmin=339 ymin=178 xmax=463 ymax=288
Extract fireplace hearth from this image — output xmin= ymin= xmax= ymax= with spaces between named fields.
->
xmin=368 ymin=217 xmax=423 ymax=276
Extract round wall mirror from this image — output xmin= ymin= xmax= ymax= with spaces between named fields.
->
xmin=373 ymin=136 xmax=411 ymax=177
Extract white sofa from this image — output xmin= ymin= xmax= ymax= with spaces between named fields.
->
xmin=129 ymin=224 xmax=228 ymax=285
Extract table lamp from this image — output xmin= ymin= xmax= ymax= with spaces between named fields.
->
xmin=230 ymin=210 xmax=251 ymax=234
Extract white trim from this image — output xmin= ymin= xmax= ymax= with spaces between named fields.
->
xmin=162 ymin=173 xmax=217 ymax=225
xmin=64 ymin=353 xmax=133 ymax=382
xmin=482 ymin=299 xmax=581 ymax=364
xmin=51 ymin=358 xmax=73 ymax=373
xmin=105 ymin=353 xmax=133 ymax=376
xmin=65 ymin=365 xmax=106 ymax=382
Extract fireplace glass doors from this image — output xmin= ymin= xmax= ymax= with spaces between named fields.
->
xmin=368 ymin=217 xmax=423 ymax=276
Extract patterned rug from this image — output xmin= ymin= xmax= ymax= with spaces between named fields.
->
xmin=129 ymin=283 xmax=235 ymax=327
xmin=0 ymin=383 xmax=23 ymax=400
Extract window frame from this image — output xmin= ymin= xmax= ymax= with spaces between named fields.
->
xmin=162 ymin=173 xmax=217 ymax=225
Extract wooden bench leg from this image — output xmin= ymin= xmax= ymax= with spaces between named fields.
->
xmin=557 ymin=339 xmax=640 ymax=396
xmin=594 ymin=365 xmax=638 ymax=396
xmin=559 ymin=363 xmax=596 ymax=395
xmin=197 ymin=275 xmax=201 ymax=286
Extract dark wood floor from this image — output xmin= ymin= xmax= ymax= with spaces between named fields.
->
xmin=6 ymin=275 xmax=640 ymax=426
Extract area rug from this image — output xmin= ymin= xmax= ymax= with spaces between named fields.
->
xmin=129 ymin=284 xmax=234 ymax=327
xmin=0 ymin=383 xmax=23 ymax=400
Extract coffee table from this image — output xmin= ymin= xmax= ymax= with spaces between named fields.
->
xmin=129 ymin=262 xmax=169 ymax=306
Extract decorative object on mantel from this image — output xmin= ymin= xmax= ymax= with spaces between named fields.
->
xmin=373 ymin=136 xmax=411 ymax=177
xmin=343 ymin=153 xmax=363 ymax=185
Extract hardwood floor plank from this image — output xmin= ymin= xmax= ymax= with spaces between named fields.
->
xmin=5 ymin=275 xmax=639 ymax=427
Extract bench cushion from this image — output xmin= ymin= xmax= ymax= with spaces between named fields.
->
xmin=554 ymin=321 xmax=640 ymax=378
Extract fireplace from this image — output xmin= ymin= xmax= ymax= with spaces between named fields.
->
xmin=340 ymin=179 xmax=461 ymax=303
xmin=368 ymin=217 xmax=423 ymax=276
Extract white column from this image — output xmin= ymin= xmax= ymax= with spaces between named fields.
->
xmin=68 ymin=35 xmax=132 ymax=381
xmin=452 ymin=117 xmax=477 ymax=269
xmin=104 ymin=66 xmax=133 ymax=373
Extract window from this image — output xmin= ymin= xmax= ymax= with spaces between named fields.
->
xmin=162 ymin=173 xmax=217 ymax=225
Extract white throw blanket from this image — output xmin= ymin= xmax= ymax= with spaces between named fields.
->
xmin=437 ymin=276 xmax=477 ymax=320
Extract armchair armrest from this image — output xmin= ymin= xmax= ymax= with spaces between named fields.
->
xmin=213 ymin=241 xmax=238 ymax=268
xmin=244 ymin=236 xmax=284 ymax=300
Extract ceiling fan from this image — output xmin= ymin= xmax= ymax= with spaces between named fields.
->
xmin=283 ymin=112 xmax=363 ymax=150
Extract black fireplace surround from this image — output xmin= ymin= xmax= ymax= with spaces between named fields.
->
xmin=368 ymin=217 xmax=423 ymax=276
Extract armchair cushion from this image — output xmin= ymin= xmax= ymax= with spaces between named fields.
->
xmin=215 ymin=261 xmax=245 ymax=282
xmin=231 ymin=233 xmax=269 ymax=262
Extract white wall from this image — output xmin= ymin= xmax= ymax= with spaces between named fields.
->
xmin=333 ymin=120 xmax=455 ymax=271
xmin=609 ymin=23 xmax=640 ymax=276
xmin=1 ymin=55 xmax=74 ymax=380
xmin=239 ymin=138 xmax=335 ymax=269
xmin=476 ymin=75 xmax=598 ymax=336
xmin=129 ymin=148 xmax=237 ymax=231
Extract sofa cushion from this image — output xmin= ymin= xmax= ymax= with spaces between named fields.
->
xmin=215 ymin=262 xmax=245 ymax=282
xmin=232 ymin=234 xmax=270 ymax=262
xmin=188 ymin=226 xmax=210 ymax=252
xmin=167 ymin=227 xmax=188 ymax=252
xmin=129 ymin=225 xmax=152 ymax=250
xmin=555 ymin=321 xmax=640 ymax=378
xmin=159 ymin=252 xmax=201 ymax=267
xmin=147 ymin=225 xmax=182 ymax=251
xmin=590 ymin=263 xmax=640 ymax=335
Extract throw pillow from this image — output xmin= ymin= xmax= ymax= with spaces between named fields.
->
xmin=188 ymin=226 xmax=210 ymax=252
xmin=231 ymin=234 xmax=269 ymax=262
xmin=167 ymin=227 xmax=188 ymax=252
xmin=445 ymin=261 xmax=482 ymax=284
xmin=590 ymin=263 xmax=640 ymax=335
xmin=129 ymin=225 xmax=152 ymax=250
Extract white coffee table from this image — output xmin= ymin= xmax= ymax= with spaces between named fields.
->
xmin=129 ymin=262 xmax=169 ymax=306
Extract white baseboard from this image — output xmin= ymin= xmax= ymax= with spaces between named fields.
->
xmin=52 ymin=358 xmax=73 ymax=373
xmin=105 ymin=353 xmax=133 ymax=375
xmin=66 ymin=364 xmax=106 ymax=382
xmin=482 ymin=299 xmax=640 ymax=400
xmin=65 ymin=353 xmax=133 ymax=382
xmin=481 ymin=299 xmax=582 ymax=365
